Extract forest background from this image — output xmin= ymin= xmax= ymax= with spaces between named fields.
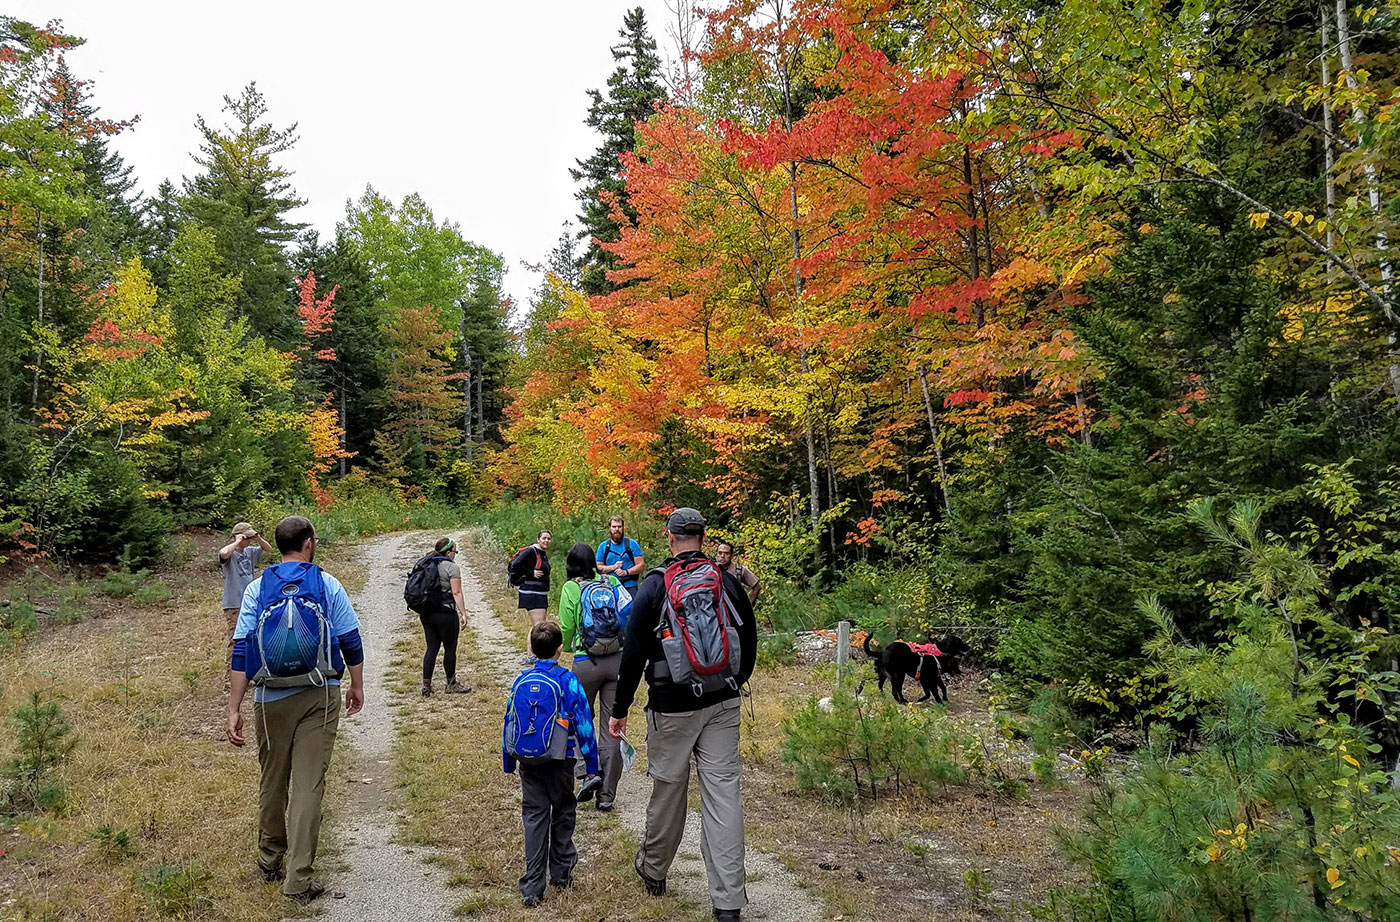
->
xmin=5 ymin=1 xmax=1400 ymax=918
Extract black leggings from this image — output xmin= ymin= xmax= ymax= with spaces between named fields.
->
xmin=420 ymin=610 xmax=460 ymax=685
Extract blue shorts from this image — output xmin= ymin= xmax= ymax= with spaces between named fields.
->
xmin=518 ymin=591 xmax=548 ymax=611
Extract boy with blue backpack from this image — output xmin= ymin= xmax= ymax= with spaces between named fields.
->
xmin=226 ymin=516 xmax=365 ymax=904
xmin=503 ymin=621 xmax=601 ymax=907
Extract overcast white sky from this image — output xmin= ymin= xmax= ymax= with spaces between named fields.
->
xmin=12 ymin=0 xmax=682 ymax=310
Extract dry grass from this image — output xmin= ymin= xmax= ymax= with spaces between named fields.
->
xmin=0 ymin=536 xmax=350 ymax=921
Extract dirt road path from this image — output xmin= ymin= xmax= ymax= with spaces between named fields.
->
xmin=320 ymin=532 xmax=457 ymax=922
xmin=456 ymin=552 xmax=832 ymax=922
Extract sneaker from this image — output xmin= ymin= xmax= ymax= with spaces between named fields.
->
xmin=421 ymin=683 xmax=432 ymax=697
xmin=714 ymin=910 xmax=742 ymax=922
xmin=577 ymin=774 xmax=603 ymax=803
xmin=445 ymin=680 xmax=471 ymax=694
xmin=257 ymin=862 xmax=282 ymax=883
xmin=635 ymin=851 xmax=666 ymax=897
xmin=596 ymin=800 xmax=614 ymax=813
xmin=286 ymin=880 xmax=326 ymax=903
xmin=522 ymin=894 xmax=543 ymax=908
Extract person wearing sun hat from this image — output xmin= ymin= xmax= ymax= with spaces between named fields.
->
xmin=219 ymin=521 xmax=273 ymax=646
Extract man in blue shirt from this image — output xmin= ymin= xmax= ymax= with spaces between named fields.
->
xmin=226 ymin=516 xmax=365 ymax=903
xmin=596 ymin=515 xmax=644 ymax=595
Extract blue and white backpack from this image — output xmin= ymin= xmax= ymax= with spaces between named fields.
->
xmin=579 ymin=578 xmax=629 ymax=656
xmin=504 ymin=667 xmax=569 ymax=763
xmin=247 ymin=561 xmax=333 ymax=688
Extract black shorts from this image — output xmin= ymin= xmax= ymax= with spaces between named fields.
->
xmin=517 ymin=590 xmax=548 ymax=611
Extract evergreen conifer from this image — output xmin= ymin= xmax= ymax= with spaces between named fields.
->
xmin=571 ymin=7 xmax=667 ymax=295
xmin=183 ymin=83 xmax=305 ymax=344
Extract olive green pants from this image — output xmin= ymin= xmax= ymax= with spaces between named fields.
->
xmin=254 ymin=688 xmax=340 ymax=896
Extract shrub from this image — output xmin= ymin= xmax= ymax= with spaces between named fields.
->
xmin=98 ymin=568 xmax=169 ymax=601
xmin=0 ymin=600 xmax=40 ymax=648
xmin=3 ymin=690 xmax=78 ymax=816
xmin=136 ymin=863 xmax=212 ymax=917
xmin=35 ymin=450 xmax=169 ymax=567
xmin=781 ymin=690 xmax=967 ymax=806
xmin=55 ymin=583 xmax=90 ymax=625
xmin=90 ymin=824 xmax=137 ymax=859
xmin=756 ymin=633 xmax=796 ymax=668
xmin=1036 ymin=501 xmax=1400 ymax=922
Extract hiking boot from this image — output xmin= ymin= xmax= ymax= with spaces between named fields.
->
xmin=421 ymin=683 xmax=432 ymax=697
xmin=286 ymin=880 xmax=326 ymax=903
xmin=714 ymin=910 xmax=742 ymax=922
xmin=522 ymin=894 xmax=543 ymax=908
xmin=445 ymin=680 xmax=471 ymax=694
xmin=596 ymin=799 xmax=614 ymax=812
xmin=635 ymin=851 xmax=666 ymax=897
xmin=550 ymin=874 xmax=573 ymax=889
xmin=257 ymin=862 xmax=282 ymax=883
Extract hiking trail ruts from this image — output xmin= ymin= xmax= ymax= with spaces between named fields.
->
xmin=457 ymin=554 xmax=834 ymax=922
xmin=319 ymin=532 xmax=456 ymax=922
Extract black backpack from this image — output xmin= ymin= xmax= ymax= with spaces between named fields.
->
xmin=405 ymin=555 xmax=449 ymax=614
xmin=508 ymin=546 xmax=541 ymax=588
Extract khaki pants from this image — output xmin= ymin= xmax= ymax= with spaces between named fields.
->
xmin=254 ymin=688 xmax=341 ymax=896
xmin=639 ymin=698 xmax=747 ymax=912
xmin=570 ymin=653 xmax=622 ymax=805
xmin=224 ymin=608 xmax=239 ymax=648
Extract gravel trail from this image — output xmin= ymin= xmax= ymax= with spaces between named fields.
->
xmin=457 ymin=554 xmax=832 ymax=922
xmin=318 ymin=532 xmax=457 ymax=922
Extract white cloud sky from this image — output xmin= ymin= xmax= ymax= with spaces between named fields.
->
xmin=12 ymin=0 xmax=683 ymax=311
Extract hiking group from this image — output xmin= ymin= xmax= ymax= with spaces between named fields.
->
xmin=222 ymin=508 xmax=761 ymax=921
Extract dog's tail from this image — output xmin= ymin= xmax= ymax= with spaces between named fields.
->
xmin=862 ymin=632 xmax=879 ymax=658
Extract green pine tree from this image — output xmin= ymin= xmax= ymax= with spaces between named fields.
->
xmin=144 ymin=179 xmax=185 ymax=289
xmin=50 ymin=63 xmax=146 ymax=263
xmin=570 ymin=7 xmax=667 ymax=295
xmin=183 ymin=82 xmax=305 ymax=344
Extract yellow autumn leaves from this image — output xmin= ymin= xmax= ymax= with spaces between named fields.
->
xmin=1249 ymin=211 xmax=1331 ymax=234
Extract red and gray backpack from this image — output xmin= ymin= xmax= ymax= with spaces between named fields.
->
xmin=653 ymin=557 xmax=743 ymax=696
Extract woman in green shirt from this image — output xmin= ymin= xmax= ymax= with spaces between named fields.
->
xmin=558 ymin=541 xmax=629 ymax=811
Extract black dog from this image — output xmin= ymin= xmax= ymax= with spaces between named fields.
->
xmin=933 ymin=633 xmax=971 ymax=676
xmin=862 ymin=633 xmax=970 ymax=704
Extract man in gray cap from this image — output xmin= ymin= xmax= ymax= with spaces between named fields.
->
xmin=219 ymin=522 xmax=273 ymax=647
xmin=610 ymin=507 xmax=757 ymax=922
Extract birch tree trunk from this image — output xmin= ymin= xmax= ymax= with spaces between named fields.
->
xmin=1320 ymin=3 xmax=1337 ymax=262
xmin=475 ymin=358 xmax=485 ymax=446
xmin=31 ymin=209 xmax=43 ymax=408
xmin=918 ymin=365 xmax=953 ymax=515
xmin=460 ymin=314 xmax=474 ymax=460
xmin=1335 ymin=0 xmax=1400 ymax=399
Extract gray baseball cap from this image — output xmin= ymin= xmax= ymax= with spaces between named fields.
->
xmin=666 ymin=507 xmax=706 ymax=535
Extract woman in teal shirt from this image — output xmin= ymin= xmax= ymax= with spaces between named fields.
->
xmin=558 ymin=541 xmax=628 ymax=811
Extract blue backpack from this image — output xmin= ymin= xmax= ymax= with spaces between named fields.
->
xmin=579 ymin=579 xmax=626 ymax=656
xmin=504 ymin=668 xmax=569 ymax=763
xmin=247 ymin=562 xmax=333 ymax=688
